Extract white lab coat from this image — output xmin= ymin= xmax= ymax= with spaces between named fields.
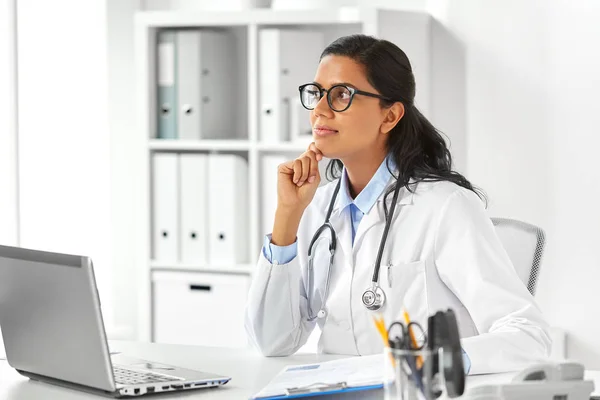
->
xmin=244 ymin=177 xmax=551 ymax=375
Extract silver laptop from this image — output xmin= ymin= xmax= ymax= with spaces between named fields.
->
xmin=0 ymin=244 xmax=231 ymax=397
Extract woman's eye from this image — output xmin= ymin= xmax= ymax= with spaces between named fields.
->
xmin=336 ymin=90 xmax=350 ymax=101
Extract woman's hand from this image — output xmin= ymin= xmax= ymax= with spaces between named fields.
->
xmin=276 ymin=142 xmax=324 ymax=214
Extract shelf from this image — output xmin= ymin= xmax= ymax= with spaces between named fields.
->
xmin=257 ymin=141 xmax=310 ymax=153
xmin=148 ymin=140 xmax=313 ymax=153
xmin=135 ymin=7 xmax=362 ymax=28
xmin=150 ymin=261 xmax=254 ymax=275
xmin=149 ymin=139 xmax=251 ymax=152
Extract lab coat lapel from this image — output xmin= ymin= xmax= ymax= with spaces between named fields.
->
xmin=352 ymin=204 xmax=384 ymax=254
xmin=352 ymin=184 xmax=415 ymax=252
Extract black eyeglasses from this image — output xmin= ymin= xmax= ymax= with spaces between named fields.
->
xmin=298 ymin=83 xmax=394 ymax=112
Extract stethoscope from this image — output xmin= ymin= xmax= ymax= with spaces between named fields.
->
xmin=306 ymin=176 xmax=403 ymax=321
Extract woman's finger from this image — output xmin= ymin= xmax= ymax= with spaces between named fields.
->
xmin=297 ymin=156 xmax=311 ymax=186
xmin=292 ymin=159 xmax=303 ymax=184
xmin=303 ymin=150 xmax=319 ymax=183
xmin=308 ymin=142 xmax=323 ymax=161
xmin=279 ymin=160 xmax=294 ymax=176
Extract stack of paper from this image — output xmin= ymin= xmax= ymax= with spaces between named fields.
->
xmin=252 ymin=354 xmax=385 ymax=399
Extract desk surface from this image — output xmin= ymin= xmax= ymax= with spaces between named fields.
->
xmin=1 ymin=341 xmax=599 ymax=399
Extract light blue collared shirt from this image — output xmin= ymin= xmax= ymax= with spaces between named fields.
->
xmin=260 ymin=156 xmax=471 ymax=373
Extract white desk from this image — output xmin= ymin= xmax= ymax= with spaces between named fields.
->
xmin=1 ymin=341 xmax=599 ymax=399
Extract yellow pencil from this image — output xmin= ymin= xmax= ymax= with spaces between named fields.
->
xmin=402 ymin=308 xmax=424 ymax=369
xmin=372 ymin=314 xmax=395 ymax=368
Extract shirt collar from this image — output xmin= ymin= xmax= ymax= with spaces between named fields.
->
xmin=336 ymin=155 xmax=396 ymax=215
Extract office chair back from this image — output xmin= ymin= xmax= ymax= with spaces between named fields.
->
xmin=491 ymin=218 xmax=545 ymax=296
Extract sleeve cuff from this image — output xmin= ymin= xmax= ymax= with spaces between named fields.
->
xmin=262 ymin=234 xmax=298 ymax=264
xmin=462 ymin=348 xmax=471 ymax=375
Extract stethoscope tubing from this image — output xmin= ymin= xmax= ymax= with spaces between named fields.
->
xmin=306 ymin=171 xmax=403 ymax=319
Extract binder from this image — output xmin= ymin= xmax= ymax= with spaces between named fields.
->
xmin=157 ymin=30 xmax=177 ymax=139
xmin=260 ymin=154 xmax=286 ymax=236
xmin=259 ymin=29 xmax=324 ymax=142
xmin=251 ymin=355 xmax=384 ymax=399
xmin=179 ymin=154 xmax=208 ymax=264
xmin=289 ymin=97 xmax=312 ymax=145
xmin=152 ymin=153 xmax=179 ymax=262
xmin=207 ymin=154 xmax=249 ymax=265
xmin=176 ymin=30 xmax=234 ymax=140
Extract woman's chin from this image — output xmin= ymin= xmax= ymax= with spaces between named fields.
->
xmin=315 ymin=147 xmax=342 ymax=161
xmin=313 ymin=137 xmax=338 ymax=156
xmin=312 ymin=139 xmax=331 ymax=158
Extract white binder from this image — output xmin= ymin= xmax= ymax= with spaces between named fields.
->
xmin=179 ymin=154 xmax=209 ymax=264
xmin=259 ymin=29 xmax=324 ymax=142
xmin=260 ymin=154 xmax=286 ymax=236
xmin=207 ymin=154 xmax=249 ymax=265
xmin=157 ymin=31 xmax=177 ymax=139
xmin=289 ymin=97 xmax=313 ymax=145
xmin=176 ymin=30 xmax=234 ymax=140
xmin=152 ymin=153 xmax=179 ymax=262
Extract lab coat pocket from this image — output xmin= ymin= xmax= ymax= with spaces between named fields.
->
xmin=386 ymin=261 xmax=428 ymax=327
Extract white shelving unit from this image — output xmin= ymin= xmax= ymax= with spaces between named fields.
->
xmin=149 ymin=261 xmax=255 ymax=275
xmin=148 ymin=139 xmax=252 ymax=151
xmin=133 ymin=6 xmax=436 ymax=345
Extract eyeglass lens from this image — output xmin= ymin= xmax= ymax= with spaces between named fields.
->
xmin=300 ymin=84 xmax=352 ymax=112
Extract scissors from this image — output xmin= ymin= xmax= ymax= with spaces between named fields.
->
xmin=387 ymin=321 xmax=426 ymax=351
xmin=387 ymin=321 xmax=427 ymax=396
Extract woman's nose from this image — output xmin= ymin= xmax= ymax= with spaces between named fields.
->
xmin=313 ymin=94 xmax=333 ymax=117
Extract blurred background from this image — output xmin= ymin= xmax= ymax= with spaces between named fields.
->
xmin=1 ymin=0 xmax=599 ymax=368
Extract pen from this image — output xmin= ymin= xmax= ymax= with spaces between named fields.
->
xmin=403 ymin=348 xmax=425 ymax=396
xmin=390 ymin=335 xmax=425 ymax=399
xmin=402 ymin=308 xmax=424 ymax=370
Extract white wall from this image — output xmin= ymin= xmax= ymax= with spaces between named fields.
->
xmin=107 ymin=0 xmax=142 ymax=340
xmin=544 ymin=0 xmax=600 ymax=367
xmin=16 ymin=0 xmax=113 ymax=325
xmin=0 ymin=0 xmax=19 ymax=247
xmin=428 ymin=0 xmax=600 ymax=367
xmin=0 ymin=0 xmax=18 ymax=358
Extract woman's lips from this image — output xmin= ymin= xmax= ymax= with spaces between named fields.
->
xmin=313 ymin=126 xmax=339 ymax=137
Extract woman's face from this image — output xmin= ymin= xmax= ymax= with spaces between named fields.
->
xmin=309 ymin=55 xmax=390 ymax=160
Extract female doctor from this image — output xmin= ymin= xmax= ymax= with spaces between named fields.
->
xmin=244 ymin=34 xmax=551 ymax=375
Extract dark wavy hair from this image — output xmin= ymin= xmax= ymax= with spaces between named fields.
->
xmin=320 ymin=34 xmax=487 ymax=211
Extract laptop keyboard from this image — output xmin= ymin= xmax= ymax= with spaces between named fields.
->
xmin=113 ymin=365 xmax=182 ymax=386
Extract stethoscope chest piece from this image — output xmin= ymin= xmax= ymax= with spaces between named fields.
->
xmin=362 ymin=285 xmax=386 ymax=311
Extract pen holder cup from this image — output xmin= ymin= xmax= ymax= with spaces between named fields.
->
xmin=384 ymin=347 xmax=442 ymax=400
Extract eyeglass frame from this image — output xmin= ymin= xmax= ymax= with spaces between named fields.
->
xmin=298 ymin=82 xmax=395 ymax=112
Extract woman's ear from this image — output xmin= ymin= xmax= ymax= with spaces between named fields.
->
xmin=380 ymin=102 xmax=405 ymax=134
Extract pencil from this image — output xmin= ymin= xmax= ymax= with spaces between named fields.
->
xmin=372 ymin=314 xmax=395 ymax=368
xmin=402 ymin=309 xmax=424 ymax=369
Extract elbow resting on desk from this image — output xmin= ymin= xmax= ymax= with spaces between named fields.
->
xmin=244 ymin=314 xmax=311 ymax=357
xmin=245 ymin=250 xmax=314 ymax=356
xmin=462 ymin=315 xmax=553 ymax=375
